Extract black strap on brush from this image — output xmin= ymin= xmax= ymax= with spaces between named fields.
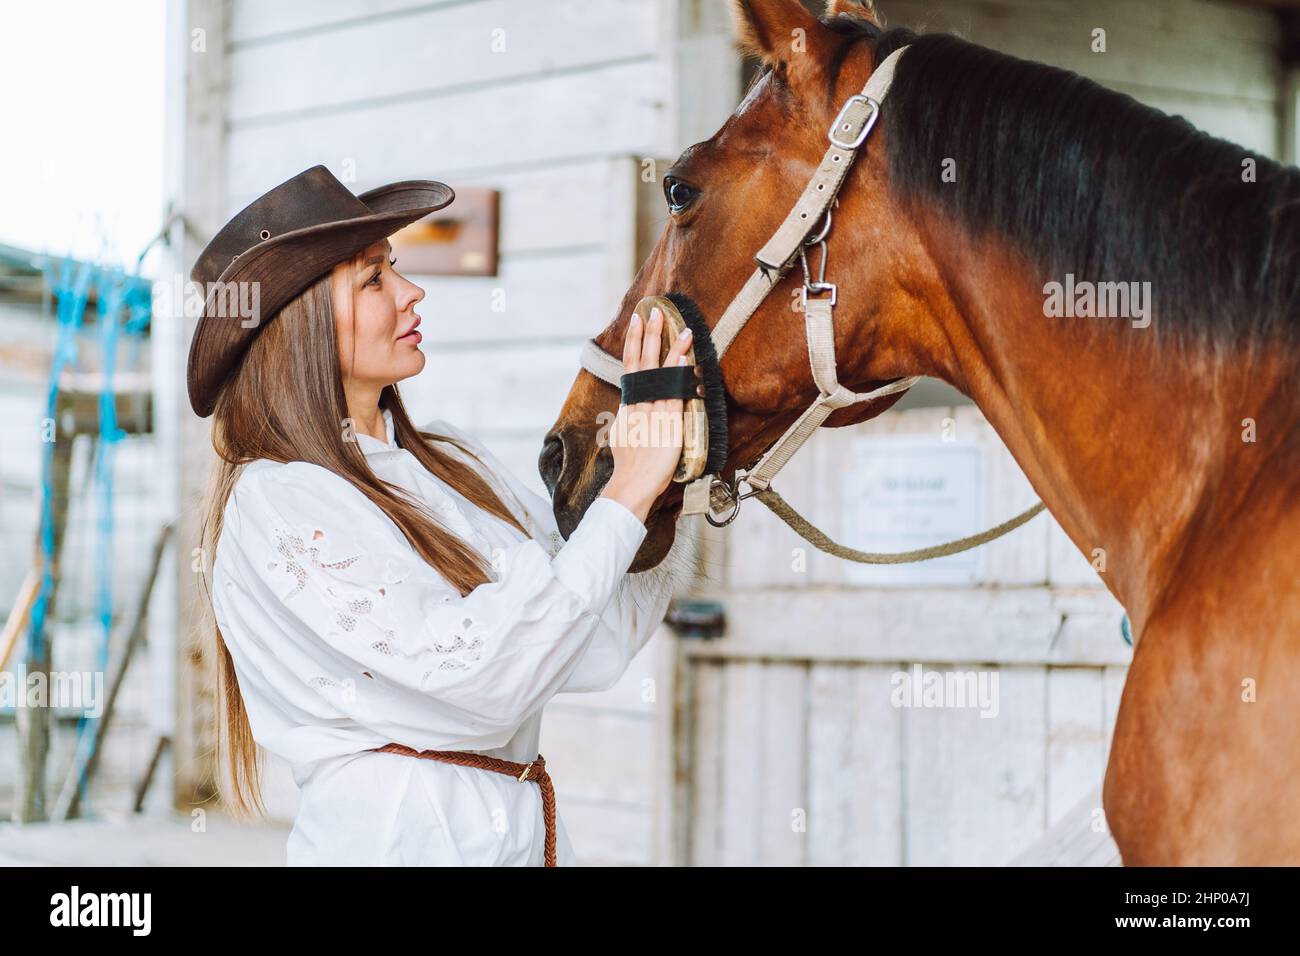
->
xmin=620 ymin=365 xmax=700 ymax=405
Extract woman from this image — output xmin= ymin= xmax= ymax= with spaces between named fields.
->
xmin=188 ymin=165 xmax=693 ymax=865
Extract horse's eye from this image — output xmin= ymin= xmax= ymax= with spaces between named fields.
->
xmin=663 ymin=176 xmax=699 ymax=213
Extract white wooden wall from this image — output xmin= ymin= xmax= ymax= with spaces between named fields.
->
xmin=665 ymin=408 xmax=1131 ymax=865
xmin=881 ymin=0 xmax=1282 ymax=158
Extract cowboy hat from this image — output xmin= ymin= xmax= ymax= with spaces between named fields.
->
xmin=186 ymin=163 xmax=454 ymax=418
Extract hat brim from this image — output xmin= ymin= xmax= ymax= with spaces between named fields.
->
xmin=186 ymin=180 xmax=454 ymax=418
xmin=357 ymin=179 xmax=453 ymax=216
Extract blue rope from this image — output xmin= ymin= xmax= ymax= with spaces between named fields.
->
xmin=27 ymin=256 xmax=94 ymax=670
xmin=23 ymin=252 xmax=150 ymax=818
xmin=65 ymin=266 xmax=132 ymax=814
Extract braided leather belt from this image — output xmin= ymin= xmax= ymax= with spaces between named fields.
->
xmin=367 ymin=742 xmax=558 ymax=866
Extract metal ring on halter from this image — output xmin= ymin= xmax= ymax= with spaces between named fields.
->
xmin=705 ymin=475 xmax=742 ymax=527
xmin=804 ymin=205 xmax=834 ymax=247
xmin=705 ymin=474 xmax=761 ymax=528
xmin=705 ymin=495 xmax=742 ymax=528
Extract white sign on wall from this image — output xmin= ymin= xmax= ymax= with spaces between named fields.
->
xmin=841 ymin=436 xmax=986 ymax=587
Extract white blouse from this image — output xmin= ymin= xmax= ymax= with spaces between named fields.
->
xmin=211 ymin=407 xmax=678 ymax=865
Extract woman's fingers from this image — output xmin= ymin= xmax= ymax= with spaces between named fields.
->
xmin=624 ymin=306 xmax=695 ymax=381
xmin=613 ymin=304 xmax=694 ymax=468
xmin=638 ymin=307 xmax=663 ymax=371
xmin=622 ymin=310 xmax=644 ymax=374
xmin=622 ymin=306 xmax=692 ymax=451
xmin=665 ymin=326 xmax=693 ymax=366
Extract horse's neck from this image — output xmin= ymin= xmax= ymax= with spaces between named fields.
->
xmin=908 ymin=228 xmax=1296 ymax=629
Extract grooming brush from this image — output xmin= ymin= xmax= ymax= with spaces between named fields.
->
xmin=630 ymin=294 xmax=729 ymax=482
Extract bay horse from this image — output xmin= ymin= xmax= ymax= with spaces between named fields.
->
xmin=538 ymin=0 xmax=1300 ymax=865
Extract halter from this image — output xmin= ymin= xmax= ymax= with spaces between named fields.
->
xmin=580 ymin=47 xmax=918 ymax=521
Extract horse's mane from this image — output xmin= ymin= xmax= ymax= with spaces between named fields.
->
xmin=824 ymin=17 xmax=1300 ymax=347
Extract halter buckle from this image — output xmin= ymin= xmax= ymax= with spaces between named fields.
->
xmin=801 ymin=282 xmax=837 ymax=308
xmin=828 ymin=95 xmax=880 ymax=150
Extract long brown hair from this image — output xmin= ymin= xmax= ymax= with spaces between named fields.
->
xmin=197 ymin=257 xmax=530 ymax=819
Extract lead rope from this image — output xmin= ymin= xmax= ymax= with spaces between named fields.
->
xmin=700 ymin=286 xmax=1047 ymax=558
xmin=752 ymin=490 xmax=1046 ymax=564
xmin=368 ymin=743 xmax=558 ymax=866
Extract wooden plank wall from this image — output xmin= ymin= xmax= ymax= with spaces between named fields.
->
xmin=880 ymin=0 xmax=1282 ymax=157
xmin=676 ymin=408 xmax=1131 ymax=865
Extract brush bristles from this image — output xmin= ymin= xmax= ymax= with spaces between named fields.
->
xmin=664 ymin=292 xmax=729 ymax=474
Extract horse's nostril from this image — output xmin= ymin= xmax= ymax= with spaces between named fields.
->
xmin=538 ymin=433 xmax=564 ymax=496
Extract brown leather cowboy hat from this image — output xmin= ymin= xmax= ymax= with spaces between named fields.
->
xmin=186 ymin=163 xmax=454 ymax=418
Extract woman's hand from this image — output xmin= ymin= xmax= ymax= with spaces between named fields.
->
xmin=598 ymin=306 xmax=694 ymax=524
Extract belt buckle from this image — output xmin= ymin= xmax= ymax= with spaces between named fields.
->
xmin=828 ymin=94 xmax=879 ymax=150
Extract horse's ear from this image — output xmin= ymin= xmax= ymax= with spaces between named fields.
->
xmin=728 ymin=0 xmax=826 ymax=69
xmin=824 ymin=0 xmax=884 ymax=28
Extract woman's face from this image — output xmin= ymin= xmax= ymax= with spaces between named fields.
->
xmin=331 ymin=238 xmax=426 ymax=389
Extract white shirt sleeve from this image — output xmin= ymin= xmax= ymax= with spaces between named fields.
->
xmin=421 ymin=419 xmax=678 ymax=694
xmin=218 ymin=456 xmax=653 ymax=749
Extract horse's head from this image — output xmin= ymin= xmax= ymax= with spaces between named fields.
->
xmin=541 ymin=0 xmax=931 ymax=571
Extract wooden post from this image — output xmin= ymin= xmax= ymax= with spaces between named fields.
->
xmin=171 ymin=0 xmax=228 ymax=815
xmin=13 ymin=400 xmax=75 ymax=822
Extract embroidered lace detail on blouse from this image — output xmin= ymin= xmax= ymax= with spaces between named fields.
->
xmin=267 ymin=517 xmax=489 ymax=677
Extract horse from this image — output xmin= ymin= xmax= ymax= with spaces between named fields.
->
xmin=538 ymin=0 xmax=1300 ymax=865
